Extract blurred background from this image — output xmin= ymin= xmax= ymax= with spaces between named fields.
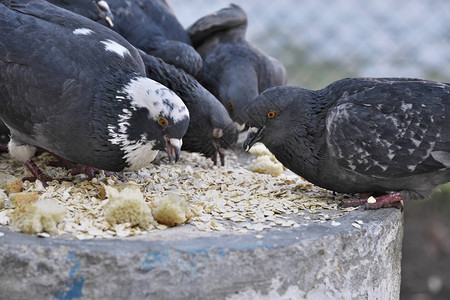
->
xmin=169 ymin=0 xmax=450 ymax=299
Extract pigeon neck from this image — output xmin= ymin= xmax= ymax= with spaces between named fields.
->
xmin=275 ymin=92 xmax=329 ymax=183
xmin=141 ymin=54 xmax=199 ymax=97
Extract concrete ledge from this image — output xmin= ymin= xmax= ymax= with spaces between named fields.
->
xmin=0 ymin=208 xmax=402 ymax=299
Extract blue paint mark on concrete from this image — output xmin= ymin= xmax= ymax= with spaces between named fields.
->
xmin=54 ymin=252 xmax=85 ymax=300
xmin=216 ymin=250 xmax=226 ymax=258
xmin=141 ymin=251 xmax=170 ymax=272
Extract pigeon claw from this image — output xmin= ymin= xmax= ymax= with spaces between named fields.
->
xmin=243 ymin=126 xmax=265 ymax=152
xmin=22 ymin=158 xmax=57 ymax=187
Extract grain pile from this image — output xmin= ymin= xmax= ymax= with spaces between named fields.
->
xmin=0 ymin=147 xmax=357 ymax=239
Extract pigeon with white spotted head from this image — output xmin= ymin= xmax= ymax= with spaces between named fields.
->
xmin=139 ymin=52 xmax=238 ymax=165
xmin=0 ymin=0 xmax=189 ymax=184
xmin=188 ymin=4 xmax=287 ymax=131
xmin=244 ymin=78 xmax=450 ymax=208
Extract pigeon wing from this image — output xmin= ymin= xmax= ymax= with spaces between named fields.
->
xmin=326 ymin=80 xmax=449 ymax=178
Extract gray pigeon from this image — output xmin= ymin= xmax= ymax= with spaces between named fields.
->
xmin=243 ymin=78 xmax=450 ymax=208
xmin=0 ymin=0 xmax=189 ymax=185
xmin=139 ymin=52 xmax=238 ymax=165
xmin=188 ymin=4 xmax=287 ymax=131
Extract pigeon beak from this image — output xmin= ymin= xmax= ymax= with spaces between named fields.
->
xmin=243 ymin=126 xmax=265 ymax=152
xmin=105 ymin=15 xmax=114 ymax=27
xmin=165 ymin=137 xmax=182 ymax=163
xmin=97 ymin=1 xmax=114 ymax=27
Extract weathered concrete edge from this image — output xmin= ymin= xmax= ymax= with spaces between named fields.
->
xmin=0 ymin=208 xmax=403 ymax=299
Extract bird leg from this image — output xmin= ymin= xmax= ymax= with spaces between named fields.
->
xmin=48 ymin=153 xmax=124 ymax=181
xmin=0 ymin=144 xmax=8 ymax=153
xmin=68 ymin=165 xmax=124 ymax=181
xmin=340 ymin=192 xmax=403 ymax=209
xmin=22 ymin=159 xmax=56 ymax=187
xmin=210 ymin=140 xmax=226 ymax=166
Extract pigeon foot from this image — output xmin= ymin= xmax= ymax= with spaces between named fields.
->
xmin=48 ymin=154 xmax=124 ymax=181
xmin=0 ymin=144 xmax=8 ymax=153
xmin=22 ymin=159 xmax=59 ymax=187
xmin=340 ymin=192 xmax=403 ymax=209
xmin=68 ymin=165 xmax=124 ymax=181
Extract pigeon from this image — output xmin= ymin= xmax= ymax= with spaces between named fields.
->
xmin=139 ymin=52 xmax=238 ymax=165
xmin=46 ymin=0 xmax=115 ymax=27
xmin=188 ymin=4 xmax=287 ymax=131
xmin=45 ymin=0 xmax=236 ymax=164
xmin=0 ymin=0 xmax=189 ymax=185
xmin=243 ymin=78 xmax=450 ymax=209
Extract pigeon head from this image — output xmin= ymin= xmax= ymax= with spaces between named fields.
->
xmin=181 ymin=91 xmax=238 ymax=165
xmin=110 ymin=76 xmax=190 ymax=170
xmin=243 ymin=86 xmax=317 ymax=152
xmin=47 ymin=0 xmax=114 ymax=27
xmin=216 ymin=62 xmax=258 ymax=132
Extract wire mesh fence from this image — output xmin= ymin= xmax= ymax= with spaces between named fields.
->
xmin=169 ymin=0 xmax=450 ymax=89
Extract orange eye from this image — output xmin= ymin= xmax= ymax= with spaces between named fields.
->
xmin=267 ymin=110 xmax=276 ymax=118
xmin=227 ymin=101 xmax=234 ymax=110
xmin=158 ymin=117 xmax=168 ymax=128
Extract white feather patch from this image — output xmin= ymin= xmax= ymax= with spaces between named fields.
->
xmin=108 ymin=120 xmax=159 ymax=170
xmin=120 ymin=77 xmax=188 ymax=123
xmin=100 ymin=39 xmax=131 ymax=58
xmin=73 ymin=28 xmax=93 ymax=35
xmin=233 ymin=122 xmax=246 ymax=132
xmin=122 ymin=141 xmax=159 ymax=171
xmin=169 ymin=138 xmax=182 ymax=149
xmin=8 ymin=140 xmax=36 ymax=162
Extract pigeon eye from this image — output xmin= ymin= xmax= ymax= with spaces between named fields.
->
xmin=227 ymin=101 xmax=234 ymax=111
xmin=158 ymin=117 xmax=168 ymax=128
xmin=267 ymin=110 xmax=276 ymax=118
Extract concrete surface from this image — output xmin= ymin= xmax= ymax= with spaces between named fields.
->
xmin=0 ymin=208 xmax=402 ymax=300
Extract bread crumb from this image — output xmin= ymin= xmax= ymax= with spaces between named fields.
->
xmin=248 ymin=143 xmax=284 ymax=176
xmin=98 ymin=185 xmax=107 ymax=200
xmin=248 ymin=143 xmax=273 ymax=157
xmin=9 ymin=192 xmax=39 ymax=208
xmin=367 ymin=196 xmax=376 ymax=204
xmin=7 ymin=178 xmax=23 ymax=194
xmin=103 ymin=185 xmax=155 ymax=229
xmin=248 ymin=155 xmax=283 ymax=177
xmin=152 ymin=192 xmax=190 ymax=227
xmin=0 ymin=173 xmax=22 ymax=194
xmin=9 ymin=199 xmax=66 ymax=234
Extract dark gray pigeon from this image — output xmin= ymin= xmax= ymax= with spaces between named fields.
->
xmin=139 ymin=52 xmax=238 ymax=165
xmin=243 ymin=78 xmax=450 ymax=209
xmin=0 ymin=0 xmax=189 ymax=185
xmin=188 ymin=4 xmax=287 ymax=131
xmin=46 ymin=0 xmax=114 ymax=27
